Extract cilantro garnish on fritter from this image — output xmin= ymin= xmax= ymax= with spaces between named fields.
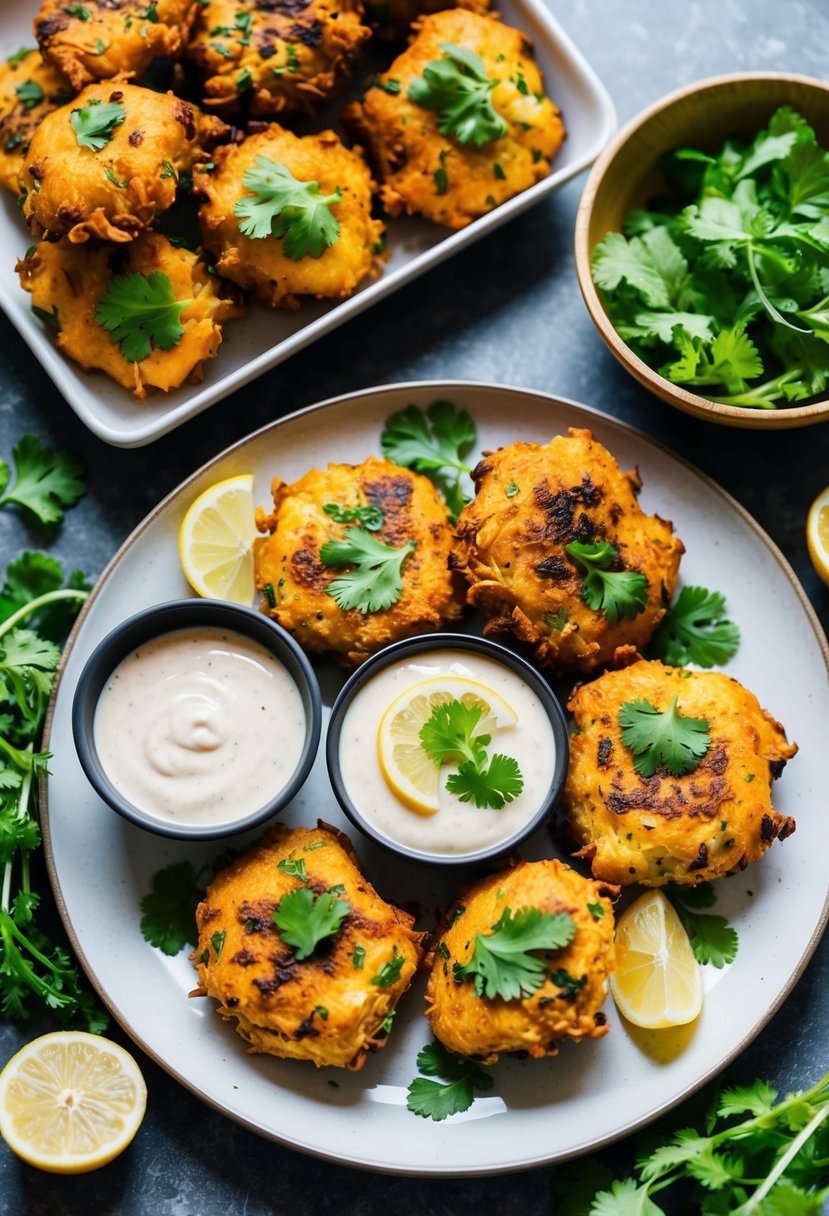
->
xmin=96 ymin=271 xmax=190 ymax=363
xmin=380 ymin=400 xmax=476 ymax=521
xmin=69 ymin=99 xmax=126 ymax=151
xmin=322 ymin=501 xmax=384 ymax=531
xmin=272 ymin=887 xmax=350 ymax=960
xmin=565 ymin=540 xmax=649 ymax=622
xmin=234 ymin=157 xmax=342 ymax=259
xmin=618 ymin=696 xmax=711 ymax=778
xmin=452 ymin=905 xmax=576 ymax=1001
xmin=419 ymin=698 xmax=523 ymax=809
xmin=648 ymin=585 xmax=740 ymax=667
xmin=406 ymin=1041 xmax=495 ymax=1121
xmin=320 ymin=527 xmax=415 ymax=614
xmin=408 ymin=43 xmax=509 ymax=149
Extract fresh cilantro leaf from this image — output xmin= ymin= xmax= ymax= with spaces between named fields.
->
xmin=408 ymin=42 xmax=509 ymax=149
xmin=273 ymin=887 xmax=349 ymax=960
xmin=0 ymin=434 xmax=85 ymax=526
xmin=322 ymin=501 xmax=384 ymax=531
xmin=70 ymin=99 xmax=125 ymax=151
xmin=665 ymin=884 xmax=738 ymax=968
xmin=589 ymin=1178 xmax=666 ymax=1216
xmin=565 ymin=540 xmax=648 ymax=622
xmin=96 ymin=270 xmax=189 ymax=362
xmin=648 ymin=585 xmax=740 ymax=667
xmin=277 ymin=855 xmax=307 ymax=881
xmin=619 ymin=696 xmax=711 ymax=778
xmin=453 ymin=905 xmax=576 ymax=1001
xmin=139 ymin=861 xmax=203 ymax=956
xmin=371 ymin=949 xmax=404 ymax=987
xmin=380 ymin=400 xmax=475 ymax=521
xmin=446 ymin=753 xmax=523 ymax=809
xmin=320 ymin=527 xmax=415 ymax=614
xmin=0 ymin=554 xmax=90 ymax=642
xmin=406 ymin=1041 xmax=494 ymax=1121
xmin=717 ymin=1079 xmax=777 ymax=1120
xmin=233 ymin=157 xmax=341 ymax=259
xmin=15 ymin=80 xmax=43 ymax=111
xmin=6 ymin=48 xmax=32 ymax=67
xmin=419 ymin=698 xmax=523 ymax=809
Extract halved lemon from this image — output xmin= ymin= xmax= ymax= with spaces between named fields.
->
xmin=807 ymin=485 xmax=829 ymax=588
xmin=0 ymin=1032 xmax=147 ymax=1174
xmin=377 ymin=676 xmax=517 ymax=816
xmin=178 ymin=473 xmax=256 ymax=605
xmin=609 ymin=890 xmax=703 ymax=1029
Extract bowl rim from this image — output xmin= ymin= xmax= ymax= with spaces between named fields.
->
xmin=325 ymin=632 xmax=570 ymax=867
xmin=71 ymin=598 xmax=322 ymax=840
xmin=574 ymin=69 xmax=829 ymax=429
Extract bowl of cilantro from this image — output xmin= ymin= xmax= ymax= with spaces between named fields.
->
xmin=574 ymin=72 xmax=829 ymax=427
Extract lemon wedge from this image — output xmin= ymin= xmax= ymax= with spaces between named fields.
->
xmin=807 ymin=485 xmax=829 ymax=588
xmin=0 ymin=1031 xmax=147 ymax=1174
xmin=377 ymin=676 xmax=517 ymax=816
xmin=609 ymin=890 xmax=703 ymax=1029
xmin=178 ymin=473 xmax=256 ymax=605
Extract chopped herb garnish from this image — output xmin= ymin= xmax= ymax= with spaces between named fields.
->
xmin=234 ymin=157 xmax=341 ymax=259
xmin=236 ymin=68 xmax=253 ymax=92
xmin=352 ymin=944 xmax=366 ymax=969
xmin=96 ymin=270 xmax=189 ymax=363
xmin=31 ymin=304 xmax=60 ymax=333
xmin=453 ymin=906 xmax=576 ymax=1001
xmin=665 ymin=883 xmax=738 ymax=968
xmin=210 ymin=929 xmax=226 ymax=961
xmin=542 ymin=607 xmax=569 ymax=631
xmin=7 ymin=48 xmax=32 ymax=68
xmin=505 ymin=481 xmax=519 ymax=497
xmin=406 ymin=1042 xmax=494 ymax=1121
xmin=140 ymin=861 xmax=204 ymax=956
xmin=550 ymin=968 xmax=587 ymax=999
xmin=104 ymin=167 xmax=127 ymax=188
xmin=323 ymin=501 xmax=384 ymax=531
xmin=273 ymin=887 xmax=350 ymax=960
xmin=315 ymin=1005 xmax=329 ymax=1020
xmin=419 ymin=697 xmax=523 ymax=810
xmin=372 ymin=950 xmax=404 ymax=987
xmin=320 ymin=527 xmax=415 ymax=614
xmin=587 ymin=901 xmax=605 ymax=920
xmin=619 ymin=696 xmax=711 ymax=778
xmin=277 ymin=855 xmax=307 ymax=881
xmin=648 ymin=585 xmax=740 ymax=667
xmin=493 ymin=162 xmax=506 ymax=180
xmin=565 ymin=539 xmax=648 ymax=622
xmin=141 ymin=1 xmax=158 ymax=18
xmin=380 ymin=400 xmax=475 ymax=521
xmin=408 ymin=42 xmax=508 ymax=149
xmin=70 ymin=100 xmax=125 ymax=151
xmin=262 ymin=581 xmax=276 ymax=608
xmin=15 ymin=80 xmax=44 ymax=111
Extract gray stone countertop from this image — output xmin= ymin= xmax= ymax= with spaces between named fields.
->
xmin=1 ymin=0 xmax=829 ymax=1211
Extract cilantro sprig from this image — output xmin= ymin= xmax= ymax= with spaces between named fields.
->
xmin=565 ymin=540 xmax=648 ymax=622
xmin=140 ymin=861 xmax=204 ymax=956
xmin=380 ymin=400 xmax=476 ymax=521
xmin=96 ymin=270 xmax=189 ymax=363
xmin=665 ymin=883 xmax=738 ymax=968
xmin=273 ymin=887 xmax=350 ymax=960
xmin=234 ymin=157 xmax=341 ymax=259
xmin=419 ymin=698 xmax=523 ymax=810
xmin=70 ymin=99 xmax=125 ymax=151
xmin=406 ymin=1042 xmax=495 ymax=1121
xmin=453 ymin=905 xmax=576 ymax=1001
xmin=408 ymin=42 xmax=509 ymax=149
xmin=320 ymin=528 xmax=415 ymax=614
xmin=322 ymin=501 xmax=384 ymax=531
xmin=619 ymin=696 xmax=711 ymax=778
xmin=648 ymin=585 xmax=740 ymax=667
xmin=0 ymin=434 xmax=85 ymax=526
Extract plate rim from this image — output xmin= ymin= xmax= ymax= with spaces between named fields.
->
xmin=41 ymin=380 xmax=829 ymax=1175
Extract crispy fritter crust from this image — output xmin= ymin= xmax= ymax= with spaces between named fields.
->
xmin=196 ymin=125 xmax=384 ymax=309
xmin=0 ymin=49 xmax=70 ymax=195
xmin=342 ymin=10 xmax=565 ymax=229
xmin=22 ymin=81 xmax=228 ymax=242
xmin=187 ymin=0 xmax=370 ymax=118
xmin=368 ymin=0 xmax=490 ymax=42
xmin=425 ymin=859 xmax=616 ymax=1063
xmin=191 ymin=822 xmax=426 ymax=1069
xmin=35 ymin=0 xmax=196 ymax=92
xmin=255 ymin=456 xmax=465 ymax=665
xmin=453 ymin=428 xmax=685 ymax=675
xmin=562 ymin=659 xmax=797 ymax=887
xmin=16 ymin=232 xmax=243 ymax=398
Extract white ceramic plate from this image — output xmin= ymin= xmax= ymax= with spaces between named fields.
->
xmin=43 ymin=383 xmax=829 ymax=1176
xmin=0 ymin=4 xmax=614 ymax=447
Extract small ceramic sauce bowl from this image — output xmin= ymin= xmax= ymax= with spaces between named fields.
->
xmin=326 ymin=633 xmax=569 ymax=866
xmin=72 ymin=599 xmax=322 ymax=840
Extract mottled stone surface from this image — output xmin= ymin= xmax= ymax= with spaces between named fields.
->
xmin=1 ymin=0 xmax=829 ymax=1211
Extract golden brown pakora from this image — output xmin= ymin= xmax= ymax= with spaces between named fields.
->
xmin=196 ymin=125 xmax=384 ymax=309
xmin=35 ymin=0 xmax=196 ymax=92
xmin=453 ymin=429 xmax=685 ymax=675
xmin=22 ymin=81 xmax=228 ymax=243
xmin=254 ymin=455 xmax=465 ymax=666
xmin=425 ymin=859 xmax=616 ymax=1063
xmin=191 ymin=822 xmax=426 ymax=1069
xmin=562 ymin=659 xmax=797 ymax=887
xmin=342 ymin=9 xmax=565 ymax=228
xmin=186 ymin=0 xmax=370 ymax=118
xmin=0 ymin=48 xmax=71 ymax=195
xmin=366 ymin=0 xmax=490 ymax=42
xmin=17 ymin=231 xmax=243 ymax=398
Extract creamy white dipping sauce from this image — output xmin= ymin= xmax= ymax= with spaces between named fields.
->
xmin=338 ymin=649 xmax=557 ymax=855
xmin=94 ymin=626 xmax=306 ymax=826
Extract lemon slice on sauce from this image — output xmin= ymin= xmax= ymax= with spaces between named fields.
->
xmin=609 ymin=891 xmax=703 ymax=1029
xmin=0 ymin=1032 xmax=147 ymax=1174
xmin=807 ymin=485 xmax=829 ymax=588
xmin=178 ymin=473 xmax=256 ymax=605
xmin=377 ymin=676 xmax=518 ymax=816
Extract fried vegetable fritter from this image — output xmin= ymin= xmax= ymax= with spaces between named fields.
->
xmin=562 ymin=659 xmax=797 ymax=887
xmin=0 ymin=49 xmax=70 ymax=195
xmin=35 ymin=0 xmax=196 ymax=92
xmin=196 ymin=125 xmax=384 ymax=309
xmin=17 ymin=232 xmax=243 ymax=398
xmin=425 ymin=859 xmax=616 ymax=1063
xmin=22 ymin=81 xmax=228 ymax=243
xmin=191 ymin=822 xmax=426 ymax=1069
xmin=367 ymin=0 xmax=490 ymax=42
xmin=342 ymin=10 xmax=565 ymax=228
xmin=453 ymin=428 xmax=684 ymax=675
xmin=187 ymin=0 xmax=370 ymax=118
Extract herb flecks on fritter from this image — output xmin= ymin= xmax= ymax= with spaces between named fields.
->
xmin=196 ymin=125 xmax=384 ymax=309
xmin=22 ymin=82 xmax=229 ymax=243
xmin=187 ymin=0 xmax=370 ymax=118
xmin=453 ymin=428 xmax=685 ymax=675
xmin=425 ymin=859 xmax=616 ymax=1063
xmin=35 ymin=0 xmax=196 ymax=92
xmin=562 ymin=659 xmax=797 ymax=887
xmin=17 ymin=232 xmax=243 ymax=398
xmin=191 ymin=822 xmax=426 ymax=1069
xmin=254 ymin=455 xmax=465 ymax=666
xmin=342 ymin=9 xmax=565 ymax=229
xmin=0 ymin=48 xmax=70 ymax=195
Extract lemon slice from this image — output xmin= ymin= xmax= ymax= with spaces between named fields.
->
xmin=377 ymin=676 xmax=517 ymax=816
xmin=807 ymin=485 xmax=829 ymax=588
xmin=0 ymin=1032 xmax=147 ymax=1174
xmin=178 ymin=473 xmax=256 ymax=605
xmin=610 ymin=890 xmax=703 ymax=1029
